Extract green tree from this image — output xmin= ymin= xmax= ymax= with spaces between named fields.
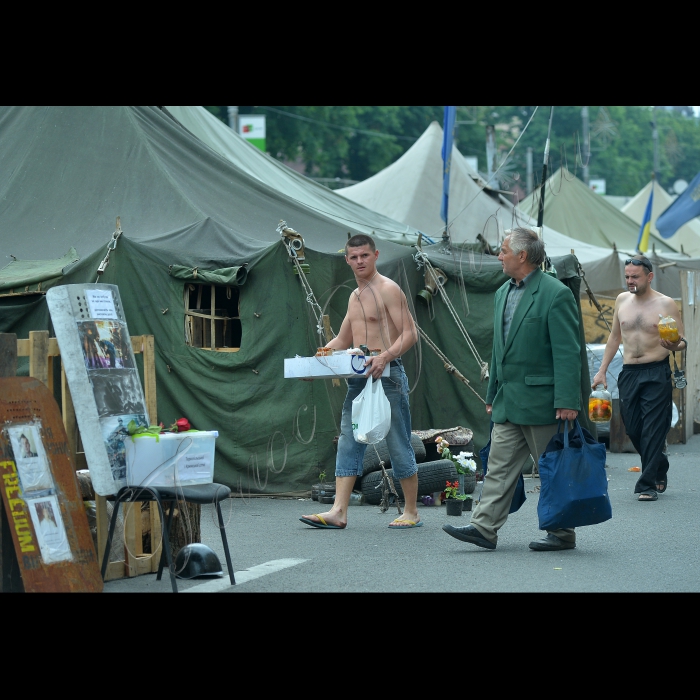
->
xmin=204 ymin=105 xmax=700 ymax=197
xmin=206 ymin=106 xmax=442 ymax=182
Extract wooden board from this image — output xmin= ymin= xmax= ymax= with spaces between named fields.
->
xmin=0 ymin=377 xmax=103 ymax=592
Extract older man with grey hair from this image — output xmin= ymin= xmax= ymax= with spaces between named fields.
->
xmin=443 ymin=227 xmax=583 ymax=551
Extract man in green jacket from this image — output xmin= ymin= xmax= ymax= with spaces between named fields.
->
xmin=443 ymin=227 xmax=582 ymax=551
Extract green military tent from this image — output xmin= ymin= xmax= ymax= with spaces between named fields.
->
xmin=0 ymin=106 xmax=592 ymax=493
xmin=517 ymin=167 xmax=677 ymax=254
xmin=163 ymin=106 xmax=435 ymax=247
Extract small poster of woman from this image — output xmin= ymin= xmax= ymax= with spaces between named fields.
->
xmin=28 ymin=496 xmax=73 ymax=564
xmin=6 ymin=424 xmax=54 ymax=494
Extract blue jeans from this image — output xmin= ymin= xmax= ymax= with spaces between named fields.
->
xmin=335 ymin=361 xmax=417 ymax=480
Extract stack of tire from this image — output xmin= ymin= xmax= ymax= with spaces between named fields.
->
xmin=359 ymin=434 xmax=458 ymax=505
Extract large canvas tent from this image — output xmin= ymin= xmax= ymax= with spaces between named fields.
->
xmin=164 ymin=106 xmax=432 ymax=246
xmin=336 ymin=120 xmax=527 ymax=246
xmin=333 ymin=121 xmax=652 ymax=296
xmin=0 ymin=107 xmax=594 ymax=493
xmin=517 ymin=167 xmax=677 ymax=254
xmin=515 ymin=167 xmax=700 ymax=299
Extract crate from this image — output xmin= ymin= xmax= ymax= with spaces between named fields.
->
xmin=125 ymin=431 xmax=217 ymax=487
xmin=284 ymin=354 xmax=389 ymax=379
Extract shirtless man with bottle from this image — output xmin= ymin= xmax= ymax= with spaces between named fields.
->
xmin=300 ymin=234 xmax=420 ymax=529
xmin=592 ymin=254 xmax=687 ymax=501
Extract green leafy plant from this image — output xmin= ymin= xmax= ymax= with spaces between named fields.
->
xmin=444 ymin=480 xmax=469 ymax=501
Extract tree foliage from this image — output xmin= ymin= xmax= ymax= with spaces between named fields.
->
xmin=205 ymin=106 xmax=700 ymax=196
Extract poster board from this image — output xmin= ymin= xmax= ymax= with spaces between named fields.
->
xmin=0 ymin=377 xmax=103 ymax=592
xmin=46 ymin=284 xmax=149 ymax=496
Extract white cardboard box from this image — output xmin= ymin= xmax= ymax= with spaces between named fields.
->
xmin=125 ymin=431 xmax=217 ymax=487
xmin=284 ymin=354 xmax=390 ymax=379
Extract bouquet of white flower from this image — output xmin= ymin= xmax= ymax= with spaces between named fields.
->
xmin=435 ymin=437 xmax=476 ymax=475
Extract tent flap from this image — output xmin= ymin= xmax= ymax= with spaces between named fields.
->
xmin=0 ymin=247 xmax=80 ymax=293
xmin=169 ymin=264 xmax=248 ymax=286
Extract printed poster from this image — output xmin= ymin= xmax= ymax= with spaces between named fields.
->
xmin=28 ymin=495 xmax=73 ymax=564
xmin=6 ymin=424 xmax=54 ymax=494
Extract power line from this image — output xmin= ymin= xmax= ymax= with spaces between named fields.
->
xmin=257 ymin=106 xmax=418 ymax=142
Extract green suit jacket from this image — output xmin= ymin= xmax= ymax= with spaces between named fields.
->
xmin=485 ymin=268 xmax=582 ymax=425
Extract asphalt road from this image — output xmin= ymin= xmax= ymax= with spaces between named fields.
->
xmin=103 ymin=433 xmax=700 ymax=594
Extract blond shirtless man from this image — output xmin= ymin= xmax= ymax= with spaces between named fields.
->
xmin=592 ymin=254 xmax=687 ymax=501
xmin=300 ymin=234 xmax=420 ymax=529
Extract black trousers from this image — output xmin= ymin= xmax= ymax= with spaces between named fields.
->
xmin=618 ymin=359 xmax=673 ymax=494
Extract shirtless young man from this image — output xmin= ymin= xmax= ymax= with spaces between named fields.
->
xmin=591 ymin=255 xmax=687 ymax=501
xmin=300 ymin=234 xmax=420 ymax=529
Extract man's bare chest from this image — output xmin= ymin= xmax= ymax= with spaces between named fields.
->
xmin=349 ymin=294 xmax=385 ymax=324
xmin=618 ymin=309 xmax=658 ymax=336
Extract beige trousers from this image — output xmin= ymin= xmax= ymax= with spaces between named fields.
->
xmin=470 ymin=421 xmax=575 ymax=545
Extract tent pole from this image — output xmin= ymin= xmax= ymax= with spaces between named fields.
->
xmin=537 ymin=106 xmax=554 ymax=231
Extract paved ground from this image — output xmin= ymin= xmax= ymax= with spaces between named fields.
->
xmin=102 ymin=433 xmax=700 ymax=593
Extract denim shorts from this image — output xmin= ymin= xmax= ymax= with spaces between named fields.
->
xmin=334 ymin=360 xmax=418 ymax=481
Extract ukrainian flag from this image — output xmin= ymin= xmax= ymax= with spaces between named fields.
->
xmin=636 ymin=185 xmax=654 ymax=252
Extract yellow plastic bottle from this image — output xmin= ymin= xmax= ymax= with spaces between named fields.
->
xmin=658 ymin=314 xmax=679 ymax=343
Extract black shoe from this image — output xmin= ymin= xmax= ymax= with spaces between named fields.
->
xmin=442 ymin=524 xmax=496 ymax=550
xmin=529 ymin=533 xmax=576 ymax=551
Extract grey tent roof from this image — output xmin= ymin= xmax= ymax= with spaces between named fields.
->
xmin=0 ymin=106 xmax=414 ymax=276
xmin=163 ymin=106 xmax=431 ymax=246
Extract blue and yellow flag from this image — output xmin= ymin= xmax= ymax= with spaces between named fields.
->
xmin=656 ymin=169 xmax=700 ymax=239
xmin=636 ymin=185 xmax=654 ymax=252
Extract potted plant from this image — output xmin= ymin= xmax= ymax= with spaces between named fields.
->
xmin=436 ymin=437 xmax=477 ymax=494
xmin=314 ymin=469 xmax=337 ymax=504
xmin=444 ymin=480 xmax=470 ymax=516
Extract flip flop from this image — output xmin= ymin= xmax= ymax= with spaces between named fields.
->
xmin=656 ymin=479 xmax=667 ymax=493
xmin=638 ymin=492 xmax=658 ymax=501
xmin=299 ymin=515 xmax=346 ymax=529
xmin=388 ymin=519 xmax=423 ymax=529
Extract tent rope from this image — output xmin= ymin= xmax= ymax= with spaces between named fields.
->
xmin=414 ymin=248 xmax=489 ymax=381
xmin=278 ymin=220 xmax=327 ymax=344
xmin=415 ymin=324 xmax=486 ymax=405
xmin=94 ymin=217 xmax=123 ymax=283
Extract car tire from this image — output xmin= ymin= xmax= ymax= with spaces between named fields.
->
xmin=361 ymin=459 xmax=457 ymax=505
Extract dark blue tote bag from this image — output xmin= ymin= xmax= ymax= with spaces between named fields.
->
xmin=479 ymin=422 xmax=526 ymax=513
xmin=537 ymin=419 xmax=612 ymax=530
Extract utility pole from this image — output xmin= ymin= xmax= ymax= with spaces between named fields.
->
xmin=651 ymin=107 xmax=659 ymax=180
xmin=485 ymin=125 xmax=497 ymax=188
xmin=227 ymin=106 xmax=239 ymax=133
xmin=581 ymin=106 xmax=590 ymax=185
xmin=526 ymin=147 xmax=533 ymax=195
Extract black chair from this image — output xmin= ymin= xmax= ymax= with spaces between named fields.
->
xmin=156 ymin=483 xmax=235 ymax=588
xmin=101 ymin=482 xmax=235 ymax=593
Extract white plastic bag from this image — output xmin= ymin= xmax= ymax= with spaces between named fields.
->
xmin=352 ymin=376 xmax=391 ymax=444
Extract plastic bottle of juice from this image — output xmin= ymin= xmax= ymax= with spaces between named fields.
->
xmin=658 ymin=314 xmax=680 ymax=342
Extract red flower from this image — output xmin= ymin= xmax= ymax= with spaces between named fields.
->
xmin=176 ymin=417 xmax=191 ymax=432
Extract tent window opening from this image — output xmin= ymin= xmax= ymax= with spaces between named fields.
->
xmin=184 ymin=283 xmax=241 ymax=352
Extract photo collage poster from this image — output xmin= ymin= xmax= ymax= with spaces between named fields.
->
xmin=79 ymin=288 xmax=149 ymax=484
xmin=5 ymin=423 xmax=72 ymax=564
